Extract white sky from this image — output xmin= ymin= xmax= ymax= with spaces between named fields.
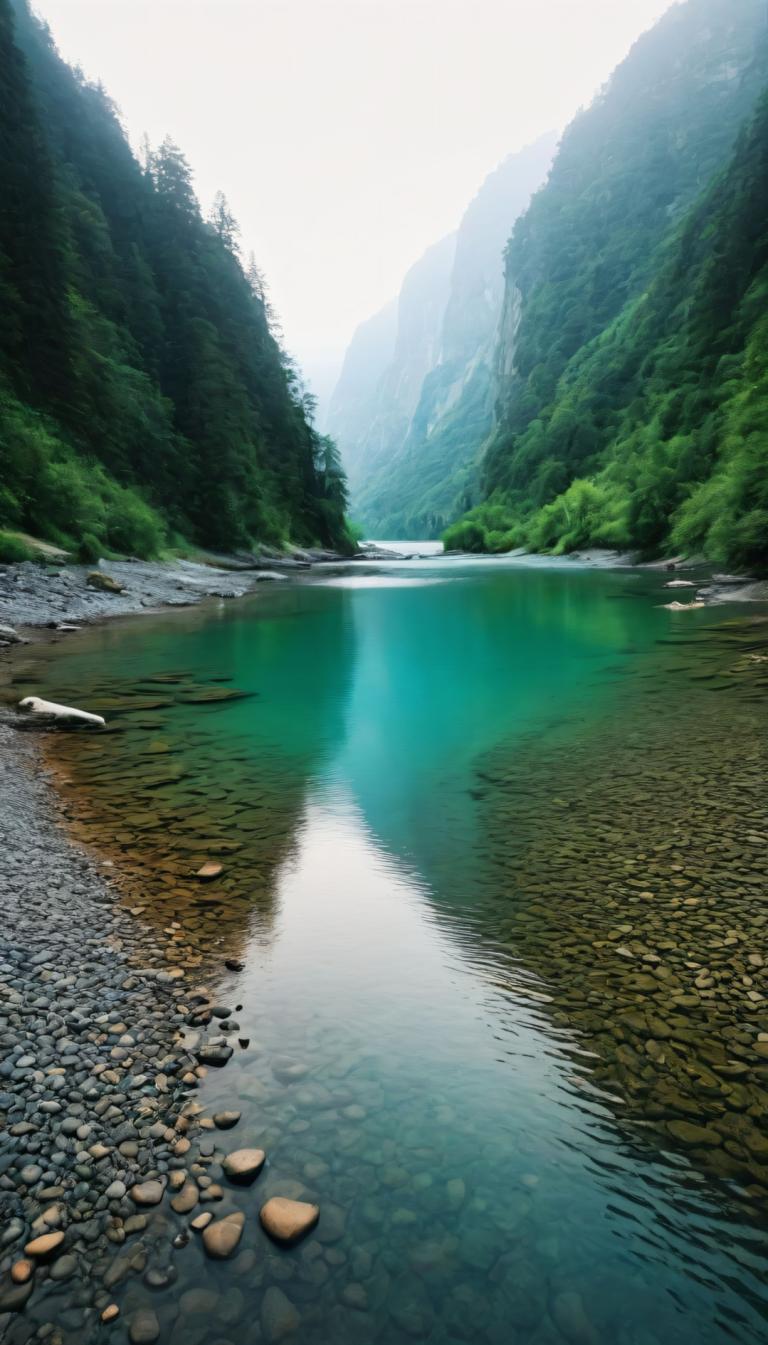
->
xmin=33 ymin=0 xmax=673 ymax=396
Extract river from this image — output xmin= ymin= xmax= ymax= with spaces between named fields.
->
xmin=18 ymin=551 xmax=768 ymax=1344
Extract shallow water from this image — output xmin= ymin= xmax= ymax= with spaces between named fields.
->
xmin=17 ymin=555 xmax=768 ymax=1343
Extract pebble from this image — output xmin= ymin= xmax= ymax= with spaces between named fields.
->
xmin=260 ymin=1197 xmax=320 ymax=1245
xmin=130 ymin=1179 xmax=165 ymax=1205
xmin=222 ymin=1148 xmax=266 ymax=1183
xmin=10 ymin=1260 xmax=33 ymax=1284
xmin=261 ymin=1286 xmax=301 ymax=1343
xmin=129 ymin=1308 xmax=160 ymax=1344
xmin=24 ymin=1231 xmax=64 ymax=1259
xmin=202 ymin=1211 xmax=246 ymax=1258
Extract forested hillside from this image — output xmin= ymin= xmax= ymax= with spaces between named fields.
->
xmin=446 ymin=0 xmax=768 ymax=566
xmin=0 ymin=0 xmax=351 ymax=559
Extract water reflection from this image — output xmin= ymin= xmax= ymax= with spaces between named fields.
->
xmin=16 ymin=562 xmax=768 ymax=1343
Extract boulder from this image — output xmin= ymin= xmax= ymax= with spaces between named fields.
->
xmin=202 ymin=1212 xmax=245 ymax=1259
xmin=222 ymin=1148 xmax=265 ymax=1184
xmin=24 ymin=1231 xmax=64 ymax=1259
xmin=260 ymin=1197 xmax=319 ymax=1245
xmin=261 ymin=1286 xmax=300 ymax=1342
xmin=129 ymin=1308 xmax=160 ymax=1344
xmin=170 ymin=1182 xmax=198 ymax=1214
xmin=130 ymin=1180 xmax=165 ymax=1206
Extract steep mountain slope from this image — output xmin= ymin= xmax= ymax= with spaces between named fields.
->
xmin=324 ymin=301 xmax=397 ymax=488
xmin=447 ymin=0 xmax=767 ymax=561
xmin=476 ymin=87 xmax=768 ymax=567
xmin=330 ymin=135 xmax=555 ymax=536
xmin=0 ymin=0 xmax=351 ymax=558
xmin=353 ymin=134 xmax=557 ymax=537
xmin=328 ymin=234 xmax=456 ymax=504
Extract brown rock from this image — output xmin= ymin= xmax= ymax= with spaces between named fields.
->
xmin=213 ymin=1110 xmax=241 ymax=1129
xmin=24 ymin=1231 xmax=64 ymax=1259
xmin=190 ymin=1212 xmax=213 ymax=1231
xmin=10 ymin=1261 xmax=33 ymax=1284
xmin=130 ymin=1180 xmax=165 ymax=1206
xmin=202 ymin=1212 xmax=245 ymax=1259
xmin=196 ymin=861 xmax=223 ymax=881
xmin=101 ymin=1305 xmax=120 ymax=1324
xmin=261 ymin=1286 xmax=301 ymax=1342
xmin=170 ymin=1182 xmax=198 ymax=1214
xmin=222 ymin=1148 xmax=266 ymax=1184
xmin=260 ymin=1197 xmax=319 ymax=1245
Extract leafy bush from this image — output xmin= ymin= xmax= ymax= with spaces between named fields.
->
xmin=0 ymin=531 xmax=37 ymax=563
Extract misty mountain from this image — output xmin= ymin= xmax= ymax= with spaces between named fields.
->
xmin=329 ymin=134 xmax=556 ymax=536
xmin=448 ymin=0 xmax=768 ymax=565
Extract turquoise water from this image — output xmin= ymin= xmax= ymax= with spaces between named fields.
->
xmin=28 ymin=555 xmax=768 ymax=1343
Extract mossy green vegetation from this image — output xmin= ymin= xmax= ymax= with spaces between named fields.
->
xmin=0 ymin=0 xmax=353 ymax=558
xmin=447 ymin=0 xmax=768 ymax=567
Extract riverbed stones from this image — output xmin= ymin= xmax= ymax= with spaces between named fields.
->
xmin=260 ymin=1197 xmax=320 ymax=1245
xmin=10 ymin=1260 xmax=33 ymax=1284
xmin=202 ymin=1211 xmax=245 ymax=1259
xmin=222 ymin=1148 xmax=266 ymax=1183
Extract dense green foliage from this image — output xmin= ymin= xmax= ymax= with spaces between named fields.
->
xmin=448 ymin=0 xmax=768 ymax=567
xmin=0 ymin=0 xmax=352 ymax=557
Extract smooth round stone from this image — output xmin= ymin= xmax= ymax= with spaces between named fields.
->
xmin=190 ymin=1212 xmax=213 ymax=1231
xmin=170 ymin=1182 xmax=198 ymax=1214
xmin=261 ymin=1287 xmax=300 ymax=1343
xmin=20 ymin=1164 xmax=43 ymax=1184
xmin=222 ymin=1149 xmax=265 ymax=1184
xmin=105 ymin=1180 xmax=127 ymax=1200
xmin=213 ymin=1111 xmax=241 ymax=1130
xmin=24 ymin=1231 xmax=64 ymax=1259
xmin=260 ymin=1198 xmax=320 ymax=1246
xmin=202 ymin=1212 xmax=245 ymax=1259
xmin=50 ymin=1254 xmax=77 ymax=1281
xmin=10 ymin=1260 xmax=33 ymax=1285
xmin=130 ymin=1180 xmax=165 ymax=1205
xmin=102 ymin=1305 xmax=120 ymax=1323
xmin=129 ymin=1308 xmax=160 ymax=1344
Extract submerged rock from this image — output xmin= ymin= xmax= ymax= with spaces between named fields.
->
xmin=260 ymin=1197 xmax=320 ymax=1245
xmin=202 ymin=1211 xmax=245 ymax=1259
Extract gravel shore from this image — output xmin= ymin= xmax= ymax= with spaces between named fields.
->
xmin=0 ymin=722 xmax=248 ymax=1341
xmin=0 ymin=556 xmax=299 ymax=632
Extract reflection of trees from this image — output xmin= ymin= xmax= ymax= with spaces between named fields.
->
xmin=469 ymin=619 xmax=768 ymax=1208
xmin=33 ymin=590 xmax=355 ymax=971
xmin=337 ymin=568 xmax=663 ymax=907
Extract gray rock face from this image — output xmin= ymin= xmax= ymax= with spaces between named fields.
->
xmin=329 ymin=132 xmax=556 ymax=536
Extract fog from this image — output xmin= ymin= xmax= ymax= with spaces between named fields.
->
xmin=33 ymin=0 xmax=673 ymax=400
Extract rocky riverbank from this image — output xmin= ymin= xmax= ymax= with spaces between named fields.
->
xmin=0 ymin=722 xmax=318 ymax=1343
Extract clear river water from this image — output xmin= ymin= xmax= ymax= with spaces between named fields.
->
xmin=20 ymin=551 xmax=768 ymax=1345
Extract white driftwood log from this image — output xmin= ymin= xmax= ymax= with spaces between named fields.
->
xmin=18 ymin=696 xmax=106 ymax=727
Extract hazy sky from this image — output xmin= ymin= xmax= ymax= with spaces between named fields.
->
xmin=34 ymin=0 xmax=673 ymax=396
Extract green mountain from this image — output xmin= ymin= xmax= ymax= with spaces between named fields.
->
xmin=330 ymin=136 xmax=555 ymax=538
xmin=0 ymin=0 xmax=352 ymax=559
xmin=328 ymin=233 xmax=457 ymax=512
xmin=446 ymin=0 xmax=768 ymax=566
